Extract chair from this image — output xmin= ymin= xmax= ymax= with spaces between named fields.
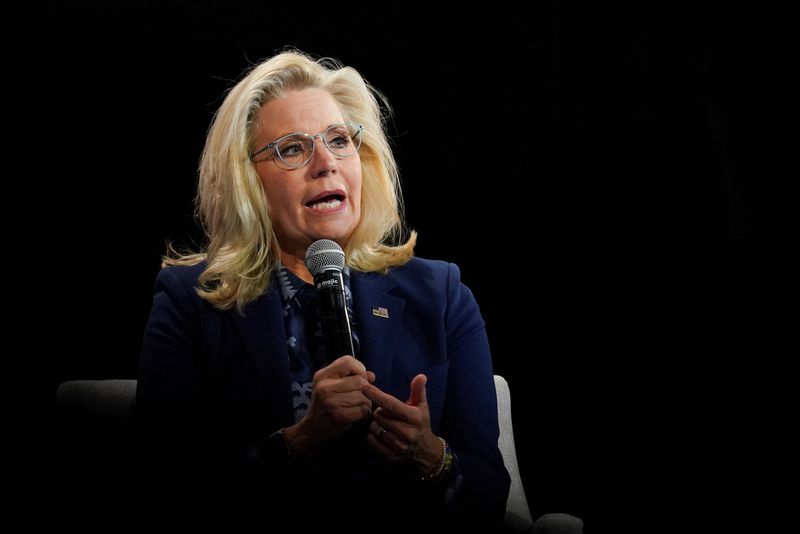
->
xmin=52 ymin=379 xmax=140 ymax=524
xmin=494 ymin=375 xmax=584 ymax=534
xmin=54 ymin=377 xmax=583 ymax=533
xmin=55 ymin=379 xmax=137 ymax=424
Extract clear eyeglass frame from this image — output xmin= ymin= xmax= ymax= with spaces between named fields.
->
xmin=250 ymin=122 xmax=363 ymax=169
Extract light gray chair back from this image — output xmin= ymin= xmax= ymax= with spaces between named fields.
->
xmin=495 ymin=374 xmax=534 ymax=532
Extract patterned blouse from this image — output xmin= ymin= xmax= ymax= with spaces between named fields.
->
xmin=275 ymin=263 xmax=360 ymax=422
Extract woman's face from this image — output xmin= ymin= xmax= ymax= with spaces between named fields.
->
xmin=253 ymin=88 xmax=362 ymax=258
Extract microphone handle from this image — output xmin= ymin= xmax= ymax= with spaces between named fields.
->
xmin=315 ymin=270 xmax=356 ymax=360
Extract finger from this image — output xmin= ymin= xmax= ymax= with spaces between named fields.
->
xmin=361 ymin=384 xmax=408 ymax=416
xmin=369 ymin=421 xmax=382 ymax=436
xmin=407 ymin=374 xmax=428 ymax=407
xmin=367 ymin=421 xmax=408 ymax=458
xmin=366 ymin=371 xmax=376 ymax=384
xmin=322 ymin=403 xmax=374 ymax=425
xmin=331 ymin=355 xmax=367 ymax=377
xmin=373 ymin=409 xmax=417 ymax=440
xmin=340 ymin=404 xmax=374 ymax=422
xmin=369 ymin=424 xmax=412 ymax=459
xmin=313 ymin=391 xmax=372 ymax=421
xmin=362 ymin=384 xmax=418 ymax=425
xmin=366 ymin=434 xmax=400 ymax=463
xmin=323 ymin=374 xmax=370 ymax=394
xmin=315 ymin=355 xmax=367 ymax=380
xmin=317 ymin=390 xmax=373 ymax=409
xmin=370 ymin=421 xmax=395 ymax=444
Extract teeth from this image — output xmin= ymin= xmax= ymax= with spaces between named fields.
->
xmin=310 ymin=198 xmax=342 ymax=210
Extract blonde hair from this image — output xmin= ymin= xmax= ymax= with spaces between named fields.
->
xmin=166 ymin=50 xmax=416 ymax=311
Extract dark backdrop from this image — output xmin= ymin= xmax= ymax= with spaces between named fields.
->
xmin=29 ymin=3 xmax=796 ymax=532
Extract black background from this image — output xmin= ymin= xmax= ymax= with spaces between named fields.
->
xmin=24 ymin=2 xmax=797 ymax=532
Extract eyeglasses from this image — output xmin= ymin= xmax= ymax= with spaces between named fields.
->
xmin=250 ymin=122 xmax=363 ymax=169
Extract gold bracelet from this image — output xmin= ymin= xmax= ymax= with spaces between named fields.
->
xmin=420 ymin=437 xmax=453 ymax=482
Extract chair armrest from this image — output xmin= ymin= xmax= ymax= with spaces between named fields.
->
xmin=531 ymin=512 xmax=584 ymax=534
xmin=55 ymin=379 xmax=137 ymax=423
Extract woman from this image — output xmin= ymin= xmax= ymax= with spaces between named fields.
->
xmin=137 ymin=50 xmax=509 ymax=531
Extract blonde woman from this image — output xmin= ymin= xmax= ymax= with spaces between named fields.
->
xmin=137 ymin=50 xmax=509 ymax=531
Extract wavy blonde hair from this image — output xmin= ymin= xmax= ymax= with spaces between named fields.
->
xmin=166 ymin=50 xmax=416 ymax=311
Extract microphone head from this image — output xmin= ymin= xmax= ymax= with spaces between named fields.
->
xmin=305 ymin=239 xmax=345 ymax=276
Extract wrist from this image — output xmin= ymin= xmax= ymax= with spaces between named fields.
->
xmin=282 ymin=421 xmax=316 ymax=459
xmin=248 ymin=428 xmax=291 ymax=471
xmin=420 ymin=437 xmax=453 ymax=483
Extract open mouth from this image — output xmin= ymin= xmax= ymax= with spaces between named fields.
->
xmin=306 ymin=192 xmax=345 ymax=210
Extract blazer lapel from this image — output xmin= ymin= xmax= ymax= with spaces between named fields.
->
xmin=232 ymin=287 xmax=294 ymax=425
xmin=351 ymin=271 xmax=405 ymax=393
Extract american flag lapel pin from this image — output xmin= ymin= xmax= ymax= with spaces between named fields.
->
xmin=372 ymin=306 xmax=389 ymax=319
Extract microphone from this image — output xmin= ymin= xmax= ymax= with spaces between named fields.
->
xmin=305 ymin=239 xmax=357 ymax=361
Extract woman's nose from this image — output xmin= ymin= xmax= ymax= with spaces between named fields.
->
xmin=309 ymin=137 xmax=337 ymax=178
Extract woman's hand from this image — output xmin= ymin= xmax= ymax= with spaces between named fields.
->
xmin=362 ymin=374 xmax=444 ymax=476
xmin=283 ymin=355 xmax=375 ymax=457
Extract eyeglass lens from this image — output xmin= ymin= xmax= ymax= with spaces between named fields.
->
xmin=276 ymin=124 xmax=361 ymax=168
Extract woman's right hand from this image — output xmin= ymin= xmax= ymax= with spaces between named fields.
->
xmin=282 ymin=355 xmax=375 ymax=458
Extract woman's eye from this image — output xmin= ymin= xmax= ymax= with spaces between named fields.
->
xmin=329 ymin=136 xmax=350 ymax=148
xmin=281 ymin=142 xmax=305 ymax=156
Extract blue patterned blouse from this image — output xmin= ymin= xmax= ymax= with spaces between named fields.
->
xmin=275 ymin=264 xmax=360 ymax=422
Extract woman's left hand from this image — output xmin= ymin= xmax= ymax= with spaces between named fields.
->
xmin=361 ymin=374 xmax=444 ymax=476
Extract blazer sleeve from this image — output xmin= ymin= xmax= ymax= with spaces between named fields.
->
xmin=440 ymin=262 xmax=511 ymax=526
xmin=136 ymin=267 xmax=212 ymax=478
xmin=136 ymin=268 xmax=305 ymax=526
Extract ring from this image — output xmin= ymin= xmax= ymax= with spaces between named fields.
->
xmin=376 ymin=425 xmax=387 ymax=438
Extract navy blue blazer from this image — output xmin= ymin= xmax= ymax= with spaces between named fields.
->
xmin=137 ymin=257 xmax=510 ymax=529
